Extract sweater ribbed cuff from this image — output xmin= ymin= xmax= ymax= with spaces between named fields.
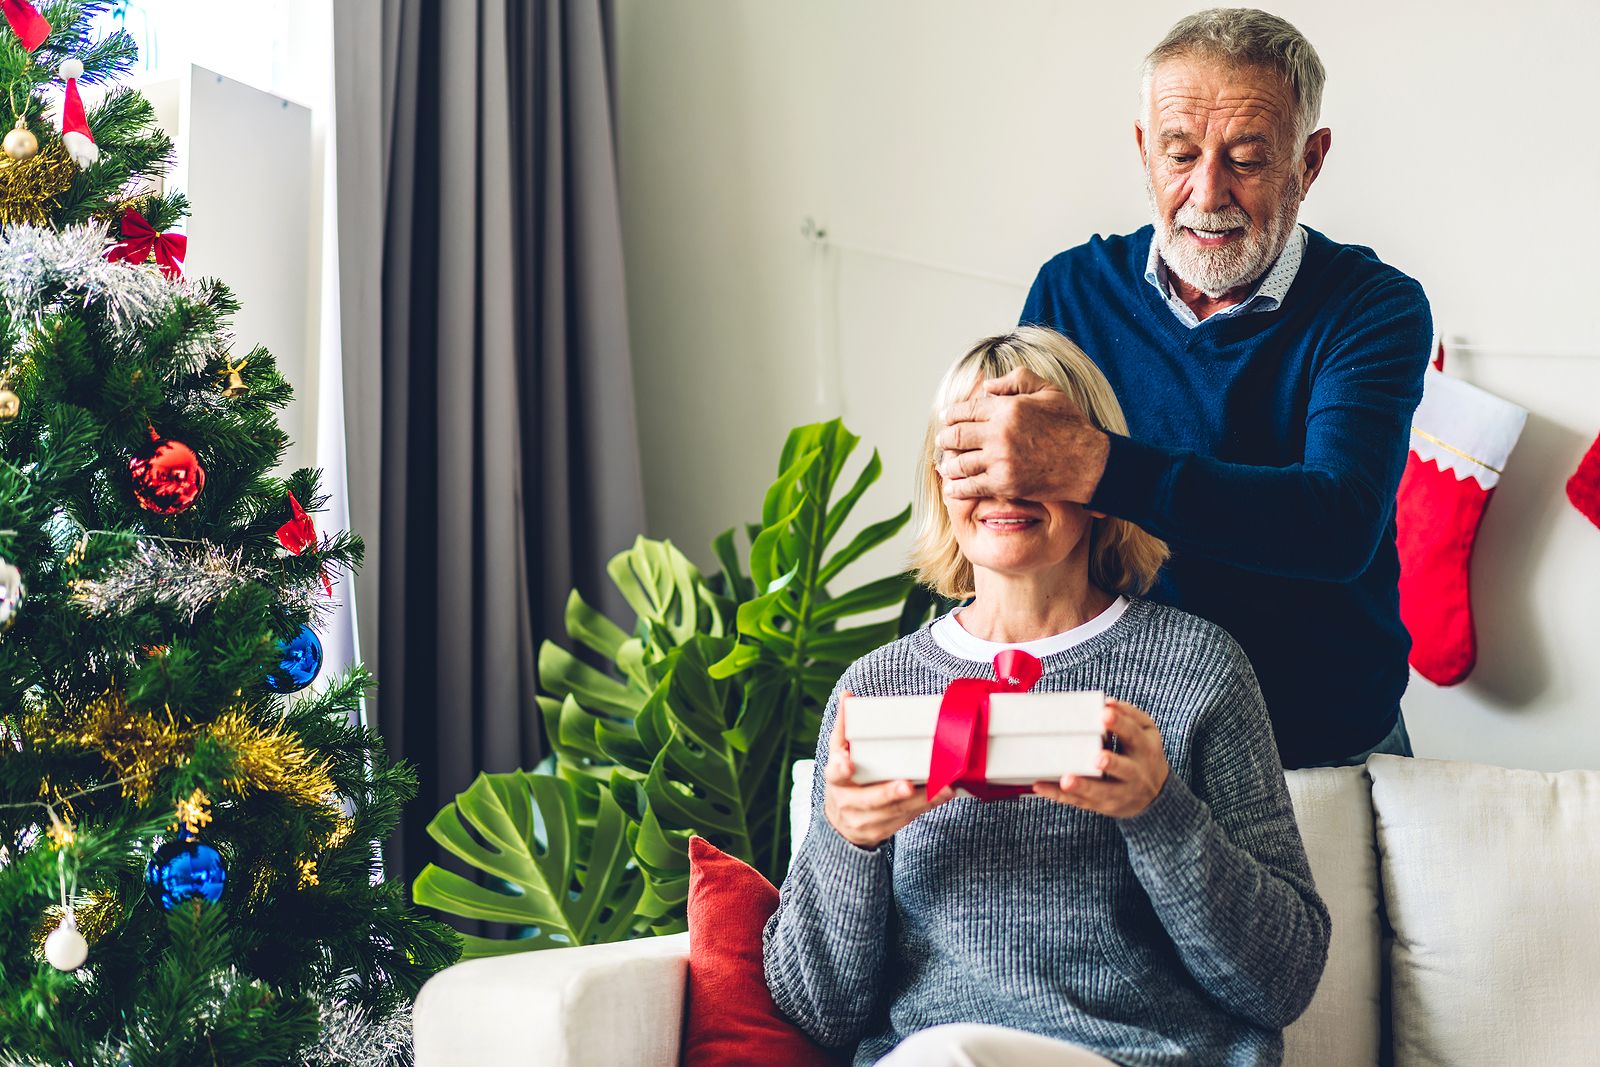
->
xmin=1116 ymin=770 xmax=1210 ymax=865
xmin=800 ymin=816 xmax=891 ymax=895
xmin=1089 ymin=432 xmax=1173 ymax=523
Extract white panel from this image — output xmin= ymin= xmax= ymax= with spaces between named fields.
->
xmin=176 ymin=65 xmax=316 ymax=477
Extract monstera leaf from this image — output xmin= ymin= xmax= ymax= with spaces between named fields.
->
xmin=411 ymin=771 xmax=644 ymax=958
xmin=709 ymin=419 xmax=914 ymax=874
xmin=415 ymin=419 xmax=934 ymax=952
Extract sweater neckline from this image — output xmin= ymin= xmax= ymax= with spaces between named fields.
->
xmin=907 ymin=596 xmax=1156 ymax=679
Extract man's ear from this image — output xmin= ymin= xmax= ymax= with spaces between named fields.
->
xmin=1299 ymin=127 xmax=1332 ymax=198
xmin=1134 ymin=121 xmax=1148 ymax=167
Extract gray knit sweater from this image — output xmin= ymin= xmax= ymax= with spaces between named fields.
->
xmin=762 ymin=598 xmax=1330 ymax=1066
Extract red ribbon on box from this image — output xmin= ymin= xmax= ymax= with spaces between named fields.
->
xmin=926 ymin=649 xmax=1044 ymax=801
xmin=276 ymin=491 xmax=332 ymax=596
xmin=106 ymin=208 xmax=188 ymax=279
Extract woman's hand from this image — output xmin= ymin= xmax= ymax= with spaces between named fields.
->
xmin=1033 ymin=698 xmax=1170 ymax=818
xmin=824 ymin=693 xmax=955 ymax=849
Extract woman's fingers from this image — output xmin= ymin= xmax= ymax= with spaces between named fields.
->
xmin=825 ymin=693 xmax=855 ymax=782
xmin=1103 ymin=698 xmax=1160 ymax=755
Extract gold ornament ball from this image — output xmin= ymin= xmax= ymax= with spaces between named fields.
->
xmin=2 ymin=124 xmax=37 ymax=162
xmin=0 ymin=387 xmax=18 ymax=420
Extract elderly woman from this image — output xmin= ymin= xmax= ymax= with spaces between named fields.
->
xmin=763 ymin=327 xmax=1330 ymax=1067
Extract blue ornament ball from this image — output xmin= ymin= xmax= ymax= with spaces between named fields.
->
xmin=266 ymin=624 xmax=323 ymax=693
xmin=146 ymin=838 xmax=227 ymax=911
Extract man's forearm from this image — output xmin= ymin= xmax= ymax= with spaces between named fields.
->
xmin=1089 ymin=433 xmax=1394 ymax=581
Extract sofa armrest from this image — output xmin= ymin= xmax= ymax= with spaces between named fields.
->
xmin=413 ymin=932 xmax=691 ymax=1067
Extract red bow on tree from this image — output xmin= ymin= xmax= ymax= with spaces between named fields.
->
xmin=926 ymin=649 xmax=1044 ymax=801
xmin=106 ymin=208 xmax=187 ymax=278
xmin=1 ymin=0 xmax=49 ymax=52
xmin=276 ymin=492 xmax=332 ymax=596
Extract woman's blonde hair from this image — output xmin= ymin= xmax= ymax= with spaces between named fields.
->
xmin=910 ymin=326 xmax=1169 ymax=600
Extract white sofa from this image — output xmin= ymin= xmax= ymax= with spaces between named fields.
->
xmin=413 ymin=754 xmax=1600 ymax=1067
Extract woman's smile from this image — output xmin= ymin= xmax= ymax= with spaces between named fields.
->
xmin=976 ymin=508 xmax=1044 ymax=532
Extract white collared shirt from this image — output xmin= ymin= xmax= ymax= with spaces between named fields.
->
xmin=1143 ymin=225 xmax=1306 ymax=328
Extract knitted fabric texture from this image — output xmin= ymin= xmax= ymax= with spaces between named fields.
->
xmin=763 ymin=599 xmax=1330 ymax=1066
xmin=1022 ymin=226 xmax=1432 ymax=766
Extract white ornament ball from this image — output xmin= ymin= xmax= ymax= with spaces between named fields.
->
xmin=44 ymin=923 xmax=88 ymax=971
xmin=59 ymin=58 xmax=84 ymax=80
xmin=0 ymin=558 xmax=22 ymax=631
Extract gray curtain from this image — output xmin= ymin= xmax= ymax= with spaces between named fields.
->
xmin=333 ymin=0 xmax=645 ymax=886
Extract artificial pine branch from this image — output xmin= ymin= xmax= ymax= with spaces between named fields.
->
xmin=0 ymin=5 xmax=460 ymax=1060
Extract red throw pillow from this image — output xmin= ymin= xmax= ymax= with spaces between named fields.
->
xmin=683 ymin=836 xmax=843 ymax=1066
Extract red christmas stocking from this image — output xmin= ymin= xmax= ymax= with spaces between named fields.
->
xmin=1396 ymin=359 xmax=1527 ymax=686
xmin=1568 ymin=433 xmax=1600 ymax=529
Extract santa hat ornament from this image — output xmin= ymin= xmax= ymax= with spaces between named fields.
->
xmin=58 ymin=58 xmax=97 ymax=169
xmin=1 ymin=0 xmax=50 ymax=52
xmin=1395 ymin=339 xmax=1527 ymax=686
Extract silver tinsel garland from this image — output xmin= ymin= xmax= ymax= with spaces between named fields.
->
xmin=0 ymin=223 xmax=178 ymax=334
xmin=72 ymin=541 xmax=266 ymax=620
xmin=0 ymin=995 xmax=414 ymax=1067
xmin=301 ymin=997 xmax=414 ymax=1067
xmin=71 ymin=538 xmax=336 ymax=622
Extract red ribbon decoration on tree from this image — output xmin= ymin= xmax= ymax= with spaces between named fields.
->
xmin=926 ymin=649 xmax=1044 ymax=801
xmin=276 ymin=492 xmax=332 ymax=596
xmin=1 ymin=0 xmax=49 ymax=52
xmin=106 ymin=208 xmax=187 ymax=278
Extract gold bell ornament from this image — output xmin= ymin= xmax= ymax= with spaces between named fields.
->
xmin=218 ymin=357 xmax=249 ymax=398
xmin=2 ymin=116 xmax=37 ymax=162
xmin=0 ymin=384 xmax=18 ymax=421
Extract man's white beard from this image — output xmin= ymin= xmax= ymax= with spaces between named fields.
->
xmin=1147 ymin=174 xmax=1302 ymax=299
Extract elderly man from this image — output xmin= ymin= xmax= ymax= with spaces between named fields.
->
xmin=939 ymin=9 xmax=1431 ymax=769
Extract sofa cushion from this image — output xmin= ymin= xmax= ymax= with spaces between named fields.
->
xmin=1280 ymin=766 xmax=1382 ymax=1067
xmin=1368 ymin=754 xmax=1600 ymax=1066
xmin=684 ymin=836 xmax=840 ymax=1067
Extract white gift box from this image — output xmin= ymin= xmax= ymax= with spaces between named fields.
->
xmin=843 ymin=690 xmax=1107 ymax=785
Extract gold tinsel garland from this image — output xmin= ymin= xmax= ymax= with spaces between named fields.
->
xmin=26 ymin=692 xmax=351 ymax=902
xmin=206 ymin=710 xmax=337 ymax=805
xmin=31 ymin=891 xmax=121 ymax=955
xmin=0 ymin=144 xmax=76 ymax=227
xmin=73 ymin=694 xmax=187 ymax=801
xmin=34 ymin=691 xmax=337 ymax=808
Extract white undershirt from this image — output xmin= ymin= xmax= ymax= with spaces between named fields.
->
xmin=930 ymin=596 xmax=1129 ymax=663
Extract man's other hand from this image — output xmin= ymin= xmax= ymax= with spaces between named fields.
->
xmin=936 ymin=368 xmax=1110 ymax=502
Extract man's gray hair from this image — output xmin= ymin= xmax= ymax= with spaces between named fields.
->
xmin=1140 ymin=8 xmax=1325 ymax=143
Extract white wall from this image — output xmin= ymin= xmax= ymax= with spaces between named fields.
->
xmin=613 ymin=0 xmax=1600 ymax=772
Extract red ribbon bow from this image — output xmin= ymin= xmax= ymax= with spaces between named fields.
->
xmin=106 ymin=209 xmax=187 ymax=278
xmin=276 ymin=492 xmax=332 ymax=596
xmin=926 ymin=649 xmax=1044 ymax=801
xmin=1 ymin=0 xmax=49 ymax=52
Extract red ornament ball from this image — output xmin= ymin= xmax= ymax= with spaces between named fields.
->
xmin=129 ymin=434 xmax=206 ymax=514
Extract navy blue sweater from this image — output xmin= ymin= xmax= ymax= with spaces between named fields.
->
xmin=1021 ymin=226 xmax=1431 ymax=767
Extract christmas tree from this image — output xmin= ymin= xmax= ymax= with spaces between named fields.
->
xmin=0 ymin=3 xmax=458 ymax=1062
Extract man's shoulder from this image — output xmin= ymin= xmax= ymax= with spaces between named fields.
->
xmin=1301 ymin=226 xmax=1427 ymax=305
xmin=1033 ymin=225 xmax=1154 ymax=283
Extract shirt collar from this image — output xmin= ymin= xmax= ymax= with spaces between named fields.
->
xmin=1143 ymin=224 xmax=1307 ymax=328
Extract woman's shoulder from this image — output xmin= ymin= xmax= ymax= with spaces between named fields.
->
xmin=836 ymin=629 xmax=949 ymax=697
xmin=1118 ymin=598 xmax=1256 ymax=681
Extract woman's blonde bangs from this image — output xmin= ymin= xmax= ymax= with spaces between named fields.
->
xmin=908 ymin=327 xmax=1169 ymax=600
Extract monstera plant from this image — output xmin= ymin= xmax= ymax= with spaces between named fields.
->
xmin=412 ymin=420 xmax=941 ymax=956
